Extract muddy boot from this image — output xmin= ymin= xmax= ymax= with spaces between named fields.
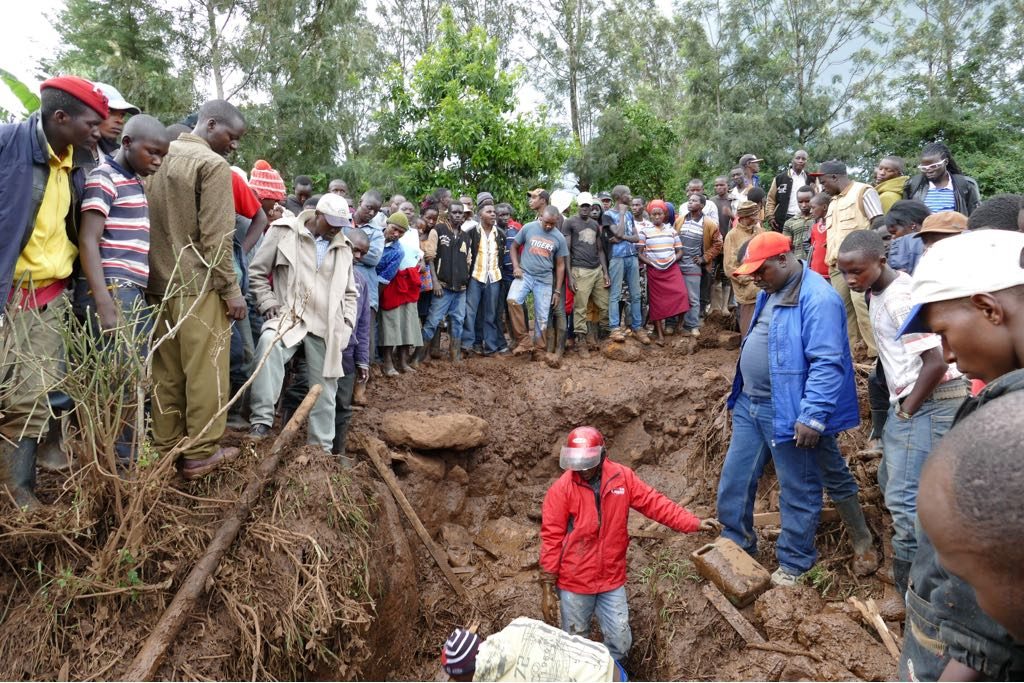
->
xmin=450 ymin=343 xmax=462 ymax=364
xmin=429 ymin=332 xmax=443 ymax=359
xmin=835 ymin=495 xmax=880 ymax=576
xmin=577 ymin=340 xmax=590 ymax=359
xmin=415 ymin=339 xmax=432 ymax=365
xmin=382 ymin=347 xmax=399 ymax=376
xmin=859 ymin=408 xmax=887 ymax=456
xmin=546 ymin=326 xmax=565 ymax=368
xmin=353 ymin=381 xmax=368 ymax=406
xmin=892 ymin=558 xmax=912 ymax=602
xmin=1 ymin=439 xmax=42 ymax=510
xmin=406 ymin=345 xmax=422 ymax=369
xmin=508 ymin=302 xmax=532 ymax=356
xmin=36 ymin=418 xmax=71 ymax=472
xmin=532 ymin=328 xmax=547 ymax=362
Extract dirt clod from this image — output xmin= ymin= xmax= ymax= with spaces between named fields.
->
xmin=382 ymin=411 xmax=489 ymax=450
xmin=600 ymin=339 xmax=643 ymax=362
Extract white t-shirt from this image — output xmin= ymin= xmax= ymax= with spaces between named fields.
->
xmin=870 ymin=272 xmax=962 ymax=401
xmin=786 ymin=170 xmax=809 ymax=217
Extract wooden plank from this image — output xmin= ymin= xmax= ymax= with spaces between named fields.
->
xmin=701 ymin=583 xmax=766 ymax=645
xmin=363 ymin=436 xmax=470 ymax=601
xmin=754 ymin=505 xmax=878 ymax=527
xmin=849 ymin=596 xmax=901 ymax=662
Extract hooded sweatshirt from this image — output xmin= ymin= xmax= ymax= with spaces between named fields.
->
xmin=876 ymin=175 xmax=909 ymax=214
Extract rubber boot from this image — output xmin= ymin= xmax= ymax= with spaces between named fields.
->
xmin=450 ymin=343 xmax=462 ymax=364
xmin=36 ymin=418 xmax=71 ymax=472
xmin=414 ymin=339 xmax=432 ymax=365
xmin=429 ymin=332 xmax=443 ymax=359
xmin=546 ymin=326 xmax=566 ymax=369
xmin=406 ymin=344 xmax=422 ymax=369
xmin=508 ymin=302 xmax=532 ymax=356
xmin=532 ymin=328 xmax=547 ymax=362
xmin=835 ymin=495 xmax=879 ymax=576
xmin=893 ymin=558 xmax=912 ymax=602
xmin=1 ymin=439 xmax=42 ymax=509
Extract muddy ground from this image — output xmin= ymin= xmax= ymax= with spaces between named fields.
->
xmin=0 ymin=315 xmax=901 ymax=681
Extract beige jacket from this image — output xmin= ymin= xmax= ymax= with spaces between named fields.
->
xmin=723 ymin=222 xmax=763 ymax=305
xmin=248 ymin=211 xmax=358 ymax=378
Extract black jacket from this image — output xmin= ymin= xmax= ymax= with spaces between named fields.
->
xmin=903 ymin=173 xmax=981 ymax=216
xmin=907 ymin=368 xmax=1024 ymax=679
xmin=466 ymin=225 xmax=507 ymax=282
xmin=433 ymin=224 xmax=474 ymax=291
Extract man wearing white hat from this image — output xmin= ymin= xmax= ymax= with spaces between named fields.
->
xmin=92 ymin=82 xmax=141 ymax=157
xmin=563 ymin=192 xmax=608 ymax=358
xmin=247 ymin=193 xmax=359 ymax=451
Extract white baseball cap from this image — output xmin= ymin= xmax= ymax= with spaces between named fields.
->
xmin=898 ymin=229 xmax=1024 ymax=335
xmin=576 ymin=192 xmax=596 ymax=207
xmin=93 ymin=82 xmax=140 ymax=115
xmin=316 ymin=193 xmax=352 ymax=228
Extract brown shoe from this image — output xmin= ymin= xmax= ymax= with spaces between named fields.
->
xmin=180 ymin=446 xmax=239 ymax=480
xmin=608 ymin=328 xmax=626 ymax=343
xmin=578 ymin=344 xmax=590 ymax=359
xmin=633 ymin=328 xmax=652 ymax=345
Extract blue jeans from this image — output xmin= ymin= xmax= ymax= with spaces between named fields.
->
xmin=72 ymin=279 xmax=154 ymax=462
xmin=717 ymin=393 xmax=824 ymax=574
xmin=881 ymin=395 xmax=959 ymax=562
xmin=462 ymin=279 xmax=503 ymax=352
xmin=423 ymin=287 xmax=467 ymax=343
xmin=816 ymin=433 xmax=860 ymax=504
xmin=681 ymin=271 xmax=701 ymax=331
xmin=560 ymin=586 xmax=632 ymax=662
xmin=508 ymin=273 xmax=552 ymax=341
xmin=608 ymin=256 xmax=642 ymax=330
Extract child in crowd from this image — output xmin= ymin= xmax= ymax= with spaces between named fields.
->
xmin=884 ymin=200 xmax=930 ymax=274
xmin=376 ymin=212 xmax=423 ymax=375
xmin=837 ymin=229 xmax=968 ymax=599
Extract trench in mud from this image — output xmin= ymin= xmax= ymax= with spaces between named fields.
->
xmin=0 ymin=315 xmax=900 ymax=681
xmin=349 ymin=316 xmax=899 ymax=682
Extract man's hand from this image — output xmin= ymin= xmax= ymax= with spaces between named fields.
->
xmin=767 ymin=216 xmax=777 ymax=230
xmin=513 ymin=266 xmax=524 ymax=279
xmin=794 ymin=422 xmax=821 ymax=449
xmin=264 ymin=305 xmax=280 ymax=320
xmin=567 ymin=275 xmax=576 ymax=293
xmin=357 ymin=367 xmax=369 ymax=383
xmin=699 ymin=518 xmax=723 ymax=533
xmin=225 ymin=295 xmax=248 ymax=321
xmin=94 ymin=298 xmax=120 ymax=331
xmin=540 ymin=571 xmax=559 ymax=625
xmin=603 ymin=275 xmax=611 ymax=288
xmin=433 ymin=282 xmax=443 ymax=296
xmin=551 ymin=290 xmax=561 ymax=308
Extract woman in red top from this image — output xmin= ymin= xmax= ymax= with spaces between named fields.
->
xmin=808 ymin=192 xmax=831 ymax=278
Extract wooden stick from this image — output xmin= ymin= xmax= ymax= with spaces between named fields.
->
xmin=754 ymin=505 xmax=878 ymax=527
xmin=701 ymin=583 xmax=765 ymax=645
xmin=747 ymin=642 xmax=824 ymax=663
xmin=849 ymin=596 xmax=901 ymax=662
xmin=123 ymin=385 xmax=322 ymax=681
xmin=361 ymin=436 xmax=471 ymax=602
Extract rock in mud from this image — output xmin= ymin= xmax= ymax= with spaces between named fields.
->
xmin=381 ymin=411 xmax=489 ymax=450
xmin=601 ymin=340 xmax=642 ymax=362
xmin=754 ymin=585 xmax=825 ymax=641
xmin=474 ymin=517 xmax=538 ymax=560
xmin=717 ymin=332 xmax=742 ymax=350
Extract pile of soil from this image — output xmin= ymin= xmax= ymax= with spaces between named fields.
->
xmin=0 ymin=316 xmax=899 ymax=681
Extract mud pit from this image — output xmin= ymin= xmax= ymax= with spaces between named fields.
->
xmin=0 ymin=317 xmax=900 ymax=681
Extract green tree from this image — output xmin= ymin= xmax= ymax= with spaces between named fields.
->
xmin=42 ymin=0 xmax=199 ymax=121
xmin=585 ymin=101 xmax=678 ymax=200
xmin=374 ymin=5 xmax=569 ymax=203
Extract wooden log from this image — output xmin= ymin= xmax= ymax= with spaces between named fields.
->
xmin=754 ymin=505 xmax=879 ymax=527
xmin=124 ymin=385 xmax=323 ymax=681
xmin=701 ymin=583 xmax=766 ymax=645
xmin=849 ymin=596 xmax=901 ymax=662
xmin=362 ymin=435 xmax=471 ymax=602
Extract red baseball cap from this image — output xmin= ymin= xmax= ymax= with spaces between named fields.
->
xmin=732 ymin=232 xmax=793 ymax=276
xmin=40 ymin=76 xmax=110 ymax=119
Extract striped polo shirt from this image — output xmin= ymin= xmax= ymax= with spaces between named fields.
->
xmin=639 ymin=224 xmax=681 ymax=270
xmin=923 ymin=183 xmax=956 ymax=214
xmin=80 ymin=158 xmax=150 ymax=287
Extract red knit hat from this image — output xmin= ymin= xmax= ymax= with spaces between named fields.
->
xmin=249 ymin=164 xmax=287 ymax=201
xmin=40 ymin=76 xmax=110 ymax=119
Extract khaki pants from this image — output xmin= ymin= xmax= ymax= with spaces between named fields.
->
xmin=248 ymin=331 xmax=337 ymax=450
xmin=150 ymin=291 xmax=230 ymax=461
xmin=571 ymin=267 xmax=608 ymax=336
xmin=0 ymin=295 xmax=68 ymax=440
xmin=830 ymin=268 xmax=877 ymax=358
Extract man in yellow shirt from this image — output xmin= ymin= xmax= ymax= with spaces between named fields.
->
xmin=0 ymin=76 xmax=107 ymax=508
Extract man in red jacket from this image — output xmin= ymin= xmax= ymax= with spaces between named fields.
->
xmin=540 ymin=426 xmax=720 ymax=665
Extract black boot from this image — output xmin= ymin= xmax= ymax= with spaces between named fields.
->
xmin=1 ymin=439 xmax=41 ymax=509
xmin=893 ymin=558 xmax=912 ymax=601
xmin=835 ymin=495 xmax=879 ymax=576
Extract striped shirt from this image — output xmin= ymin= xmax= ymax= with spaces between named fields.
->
xmin=923 ymin=183 xmax=956 ymax=214
xmin=471 ymin=226 xmax=502 ymax=284
xmin=80 ymin=158 xmax=150 ymax=287
xmin=639 ymin=224 xmax=680 ymax=270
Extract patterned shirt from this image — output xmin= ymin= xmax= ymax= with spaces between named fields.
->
xmin=80 ymin=157 xmax=149 ymax=287
xmin=471 ymin=226 xmax=502 ymax=284
xmin=315 ymin=235 xmax=331 ymax=269
xmin=782 ymin=214 xmax=814 ymax=260
xmin=638 ymin=224 xmax=680 ymax=270
xmin=924 ymin=183 xmax=956 ymax=214
xmin=676 ymin=215 xmax=705 ymax=275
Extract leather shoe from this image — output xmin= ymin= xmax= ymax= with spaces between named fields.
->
xmin=180 ymin=446 xmax=239 ymax=480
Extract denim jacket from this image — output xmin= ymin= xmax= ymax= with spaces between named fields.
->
xmin=728 ymin=261 xmax=860 ymax=443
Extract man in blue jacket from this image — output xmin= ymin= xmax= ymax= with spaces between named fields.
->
xmin=717 ymin=232 xmax=876 ymax=586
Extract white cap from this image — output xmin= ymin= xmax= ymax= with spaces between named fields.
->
xmin=316 ymin=193 xmax=352 ymax=228
xmin=93 ymin=82 xmax=140 ymax=115
xmin=898 ymin=229 xmax=1024 ymax=335
xmin=576 ymin=192 xmax=596 ymax=207
xmin=550 ymin=189 xmax=573 ymax=213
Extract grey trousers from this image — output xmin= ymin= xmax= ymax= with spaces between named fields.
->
xmin=249 ymin=331 xmax=337 ymax=449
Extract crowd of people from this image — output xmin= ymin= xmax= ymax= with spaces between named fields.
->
xmin=2 ymin=75 xmax=1024 ymax=682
